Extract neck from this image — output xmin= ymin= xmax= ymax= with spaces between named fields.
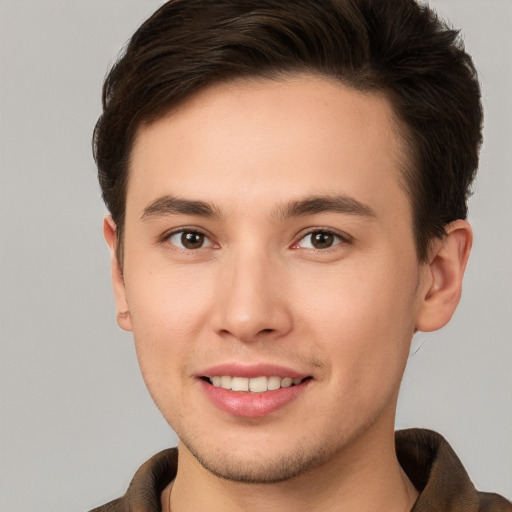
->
xmin=165 ymin=417 xmax=418 ymax=512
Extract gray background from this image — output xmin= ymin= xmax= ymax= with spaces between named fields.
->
xmin=0 ymin=1 xmax=510 ymax=510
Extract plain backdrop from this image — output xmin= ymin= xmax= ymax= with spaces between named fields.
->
xmin=0 ymin=1 xmax=510 ymax=510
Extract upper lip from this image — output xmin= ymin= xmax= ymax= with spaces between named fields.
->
xmin=197 ymin=363 xmax=310 ymax=379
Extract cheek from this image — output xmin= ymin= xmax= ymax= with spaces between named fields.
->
xmin=124 ymin=265 xmax=216 ymax=396
xmin=291 ymin=260 xmax=418 ymax=390
xmin=294 ymin=258 xmax=417 ymax=332
xmin=126 ymin=261 xmax=215 ymax=334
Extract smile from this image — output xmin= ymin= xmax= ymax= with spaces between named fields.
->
xmin=204 ymin=375 xmax=307 ymax=393
xmin=200 ymin=375 xmax=312 ymax=417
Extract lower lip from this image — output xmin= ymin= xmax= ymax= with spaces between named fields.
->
xmin=200 ymin=379 xmax=310 ymax=418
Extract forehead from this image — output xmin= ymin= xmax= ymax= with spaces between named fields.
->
xmin=127 ymin=74 xmax=410 ymax=224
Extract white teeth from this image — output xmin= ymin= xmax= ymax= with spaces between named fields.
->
xmin=249 ymin=376 xmax=268 ymax=392
xmin=267 ymin=376 xmax=281 ymax=391
xmin=220 ymin=375 xmax=232 ymax=389
xmin=281 ymin=377 xmax=293 ymax=388
xmin=231 ymin=377 xmax=249 ymax=392
xmin=208 ymin=375 xmax=305 ymax=393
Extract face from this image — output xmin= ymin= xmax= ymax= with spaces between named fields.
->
xmin=111 ymin=75 xmax=433 ymax=483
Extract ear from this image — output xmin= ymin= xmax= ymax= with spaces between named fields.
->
xmin=103 ymin=216 xmax=133 ymax=332
xmin=415 ymin=220 xmax=473 ymax=332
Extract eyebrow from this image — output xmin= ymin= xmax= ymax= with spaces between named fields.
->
xmin=140 ymin=193 xmax=376 ymax=222
xmin=275 ymin=195 xmax=377 ymax=220
xmin=141 ymin=195 xmax=221 ymax=221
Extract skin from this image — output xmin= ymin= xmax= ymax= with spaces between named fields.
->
xmin=104 ymin=74 xmax=472 ymax=512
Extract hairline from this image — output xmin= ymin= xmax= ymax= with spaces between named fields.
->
xmin=114 ymin=72 xmax=436 ymax=267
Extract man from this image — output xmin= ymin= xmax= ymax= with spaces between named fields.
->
xmin=90 ymin=0 xmax=511 ymax=510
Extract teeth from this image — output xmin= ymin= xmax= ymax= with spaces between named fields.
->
xmin=207 ymin=375 xmax=305 ymax=393
xmin=267 ymin=376 xmax=281 ymax=391
xmin=231 ymin=377 xmax=249 ymax=392
xmin=220 ymin=376 xmax=232 ymax=389
xmin=249 ymin=376 xmax=268 ymax=392
xmin=280 ymin=377 xmax=292 ymax=388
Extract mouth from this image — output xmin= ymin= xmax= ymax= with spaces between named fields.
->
xmin=201 ymin=375 xmax=312 ymax=393
xmin=198 ymin=363 xmax=313 ymax=417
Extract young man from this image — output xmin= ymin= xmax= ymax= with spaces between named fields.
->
xmin=90 ymin=0 xmax=511 ymax=510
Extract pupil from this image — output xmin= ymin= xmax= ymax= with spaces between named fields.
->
xmin=182 ymin=232 xmax=204 ymax=249
xmin=312 ymin=232 xmax=333 ymax=249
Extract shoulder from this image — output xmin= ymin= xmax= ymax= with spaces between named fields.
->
xmin=88 ymin=498 xmax=124 ymax=512
xmin=477 ymin=492 xmax=512 ymax=512
xmin=396 ymin=429 xmax=512 ymax=512
xmin=87 ymin=448 xmax=178 ymax=512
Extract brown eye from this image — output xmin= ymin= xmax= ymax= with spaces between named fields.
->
xmin=182 ymin=232 xmax=204 ymax=249
xmin=296 ymin=230 xmax=343 ymax=250
xmin=311 ymin=232 xmax=334 ymax=249
xmin=168 ymin=230 xmax=212 ymax=249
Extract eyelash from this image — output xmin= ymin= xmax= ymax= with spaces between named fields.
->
xmin=292 ymin=228 xmax=350 ymax=252
xmin=161 ymin=227 xmax=351 ymax=252
xmin=161 ymin=228 xmax=216 ymax=252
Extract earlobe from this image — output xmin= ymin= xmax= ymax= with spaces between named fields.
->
xmin=103 ymin=216 xmax=133 ymax=332
xmin=415 ymin=220 xmax=473 ymax=332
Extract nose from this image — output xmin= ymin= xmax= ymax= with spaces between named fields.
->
xmin=211 ymin=247 xmax=293 ymax=343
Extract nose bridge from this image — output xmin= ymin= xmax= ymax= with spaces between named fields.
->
xmin=213 ymin=241 xmax=292 ymax=341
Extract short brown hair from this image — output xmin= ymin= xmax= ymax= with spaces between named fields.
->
xmin=93 ymin=0 xmax=482 ymax=263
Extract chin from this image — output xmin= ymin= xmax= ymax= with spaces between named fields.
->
xmin=182 ymin=435 xmax=334 ymax=484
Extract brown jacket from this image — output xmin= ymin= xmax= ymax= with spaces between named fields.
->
xmin=89 ymin=429 xmax=512 ymax=512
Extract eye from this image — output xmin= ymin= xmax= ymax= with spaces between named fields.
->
xmin=296 ymin=230 xmax=345 ymax=250
xmin=167 ymin=230 xmax=214 ymax=250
